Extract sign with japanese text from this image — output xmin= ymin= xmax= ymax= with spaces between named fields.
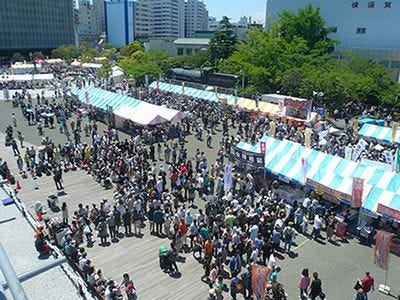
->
xmin=351 ymin=177 xmax=364 ymax=208
xmin=252 ymin=265 xmax=270 ymax=300
xmin=374 ymin=231 xmax=392 ymax=270
xmin=283 ymin=97 xmax=312 ymax=120
xmin=377 ymin=204 xmax=400 ymax=222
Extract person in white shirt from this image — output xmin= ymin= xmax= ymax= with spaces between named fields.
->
xmin=249 ymin=224 xmax=259 ymax=242
xmin=310 ymin=214 xmax=323 ymax=240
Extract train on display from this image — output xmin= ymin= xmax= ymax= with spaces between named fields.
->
xmin=165 ymin=67 xmax=239 ymax=89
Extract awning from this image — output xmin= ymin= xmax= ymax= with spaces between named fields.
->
xmin=362 ymin=187 xmax=400 ymax=221
xmin=358 ymin=123 xmax=400 ymax=145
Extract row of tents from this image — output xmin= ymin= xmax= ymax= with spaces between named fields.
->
xmin=149 ymin=81 xmax=318 ymax=122
xmin=70 ymin=86 xmax=182 ymax=126
xmin=236 ymin=136 xmax=400 ymax=220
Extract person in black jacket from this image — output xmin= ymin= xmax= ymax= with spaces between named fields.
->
xmin=123 ymin=209 xmax=132 ymax=235
xmin=53 ymin=166 xmax=63 ymax=190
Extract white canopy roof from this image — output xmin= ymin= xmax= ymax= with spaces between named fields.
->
xmin=114 ymin=104 xmax=165 ymax=125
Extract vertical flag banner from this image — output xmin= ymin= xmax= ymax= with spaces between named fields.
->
xmin=374 ymin=231 xmax=392 ymax=270
xmin=305 ymin=128 xmax=312 ymax=148
xmin=144 ymin=74 xmax=149 ymax=87
xmin=269 ymin=121 xmax=276 ymax=137
xmin=260 ymin=141 xmax=266 ymax=154
xmin=85 ymin=91 xmax=90 ymax=105
xmin=345 ymin=146 xmax=353 ymax=160
xmin=392 ymin=122 xmax=398 ymax=143
xmin=3 ymin=88 xmax=10 ymax=100
xmin=224 ymin=164 xmax=233 ymax=192
xmin=182 ymin=82 xmax=185 ymax=96
xmin=156 ymin=79 xmax=159 ymax=90
xmin=215 ymin=86 xmax=218 ymax=98
xmin=351 ymin=177 xmax=364 ymax=208
xmin=396 ymin=148 xmax=400 ymax=173
xmin=301 ymin=157 xmax=308 ymax=183
xmin=353 ymin=119 xmax=359 ymax=137
xmin=234 ymin=89 xmax=238 ymax=107
xmin=351 ymin=139 xmax=367 ymax=161
xmin=252 ymin=265 xmax=270 ymax=300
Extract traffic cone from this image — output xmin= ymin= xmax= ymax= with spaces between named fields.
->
xmin=37 ymin=210 xmax=42 ymax=222
xmin=15 ymin=180 xmax=21 ymax=190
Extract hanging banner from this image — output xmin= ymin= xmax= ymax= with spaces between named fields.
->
xmin=345 ymin=146 xmax=353 ymax=160
xmin=305 ymin=128 xmax=312 ymax=148
xmin=269 ymin=121 xmax=276 ymax=137
xmin=351 ymin=139 xmax=367 ymax=161
xmin=145 ymin=74 xmax=149 ymax=87
xmin=392 ymin=122 xmax=398 ymax=143
xmin=351 ymin=177 xmax=364 ymax=208
xmin=260 ymin=141 xmax=266 ymax=154
xmin=283 ymin=98 xmax=312 ymax=120
xmin=353 ymin=119 xmax=359 ymax=137
xmin=335 ymin=222 xmax=347 ymax=238
xmin=156 ymin=80 xmax=159 ymax=90
xmin=234 ymin=89 xmax=238 ymax=107
xmin=396 ymin=148 xmax=400 ymax=173
xmin=383 ymin=150 xmax=394 ymax=170
xmin=252 ymin=265 xmax=270 ymax=300
xmin=85 ymin=91 xmax=90 ymax=105
xmin=182 ymin=82 xmax=185 ymax=96
xmin=229 ymin=146 xmax=265 ymax=168
xmin=301 ymin=157 xmax=308 ymax=183
xmin=377 ymin=204 xmax=400 ymax=222
xmin=224 ymin=164 xmax=233 ymax=192
xmin=374 ymin=231 xmax=392 ymax=270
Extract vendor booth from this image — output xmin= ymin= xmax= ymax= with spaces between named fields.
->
xmin=149 ymin=81 xmax=319 ymax=123
xmin=358 ymin=123 xmax=400 ymax=145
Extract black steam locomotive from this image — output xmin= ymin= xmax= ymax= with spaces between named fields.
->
xmin=165 ymin=67 xmax=239 ymax=89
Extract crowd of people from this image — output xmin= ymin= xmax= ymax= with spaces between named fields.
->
xmin=2 ymin=73 xmax=397 ymax=300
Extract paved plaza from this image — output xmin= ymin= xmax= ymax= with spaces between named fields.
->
xmin=1 ymin=99 xmax=399 ymax=300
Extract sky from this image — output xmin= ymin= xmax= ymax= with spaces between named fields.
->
xmin=203 ymin=0 xmax=266 ymax=24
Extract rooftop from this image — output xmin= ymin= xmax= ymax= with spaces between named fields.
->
xmin=173 ymin=38 xmax=210 ymax=45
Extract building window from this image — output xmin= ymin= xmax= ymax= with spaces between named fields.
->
xmin=367 ymin=1 xmax=375 ymax=8
xmin=186 ymin=48 xmax=193 ymax=55
xmin=352 ymin=1 xmax=359 ymax=8
xmin=331 ymin=27 xmax=337 ymax=33
xmin=356 ymin=27 xmax=366 ymax=34
xmin=177 ymin=48 xmax=183 ymax=55
xmin=384 ymin=1 xmax=391 ymax=8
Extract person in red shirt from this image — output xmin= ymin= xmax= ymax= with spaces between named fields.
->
xmin=179 ymin=219 xmax=188 ymax=248
xmin=361 ymin=271 xmax=374 ymax=299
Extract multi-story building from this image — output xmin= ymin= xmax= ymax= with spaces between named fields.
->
xmin=208 ymin=16 xmax=255 ymax=40
xmin=105 ymin=0 xmax=135 ymax=48
xmin=76 ymin=0 xmax=105 ymax=45
xmin=152 ymin=0 xmax=185 ymax=38
xmin=265 ymin=0 xmax=400 ymax=70
xmin=185 ymin=0 xmax=208 ymax=38
xmin=0 ymin=0 xmax=75 ymax=54
xmin=134 ymin=0 xmax=152 ymax=39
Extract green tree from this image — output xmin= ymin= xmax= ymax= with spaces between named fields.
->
xmin=11 ymin=52 xmax=24 ymax=63
xmin=33 ymin=51 xmax=44 ymax=59
xmin=208 ymin=16 xmax=237 ymax=67
xmin=51 ymin=44 xmax=79 ymax=62
xmin=275 ymin=5 xmax=337 ymax=54
xmin=97 ymin=62 xmax=112 ymax=79
xmin=120 ymin=41 xmax=145 ymax=57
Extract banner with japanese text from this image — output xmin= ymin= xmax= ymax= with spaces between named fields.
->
xmin=351 ymin=177 xmax=364 ymax=208
xmin=374 ymin=231 xmax=392 ymax=270
xmin=377 ymin=204 xmax=400 ymax=222
xmin=392 ymin=122 xmax=398 ymax=143
xmin=345 ymin=146 xmax=353 ymax=160
xmin=260 ymin=141 xmax=266 ymax=154
xmin=283 ymin=97 xmax=312 ymax=120
xmin=305 ymin=128 xmax=312 ymax=148
xmin=269 ymin=121 xmax=276 ymax=137
xmin=353 ymin=119 xmax=358 ymax=137
xmin=252 ymin=265 xmax=270 ymax=300
xmin=224 ymin=164 xmax=233 ymax=192
xmin=85 ymin=91 xmax=90 ymax=105
xmin=396 ymin=149 xmax=400 ymax=173
xmin=301 ymin=157 xmax=308 ymax=183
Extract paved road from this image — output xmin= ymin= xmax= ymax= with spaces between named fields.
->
xmin=0 ymin=99 xmax=399 ymax=299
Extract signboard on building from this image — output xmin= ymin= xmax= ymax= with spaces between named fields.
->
xmin=230 ymin=145 xmax=265 ymax=168
xmin=284 ymin=97 xmax=312 ymax=120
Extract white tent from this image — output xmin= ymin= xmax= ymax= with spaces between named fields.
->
xmin=114 ymin=105 xmax=165 ymax=126
xmin=71 ymin=59 xmax=81 ymax=67
xmin=155 ymin=105 xmax=182 ymax=123
xmin=0 ymin=74 xmax=54 ymax=82
xmin=111 ymin=66 xmax=124 ymax=83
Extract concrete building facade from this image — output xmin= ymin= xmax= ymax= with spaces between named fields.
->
xmin=152 ymin=0 xmax=185 ymax=38
xmin=76 ymin=0 xmax=105 ymax=45
xmin=185 ymin=0 xmax=209 ymax=38
xmin=265 ymin=0 xmax=400 ymax=69
xmin=105 ymin=0 xmax=135 ymax=48
xmin=0 ymin=0 xmax=75 ymax=53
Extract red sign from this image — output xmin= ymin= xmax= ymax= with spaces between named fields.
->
xmin=377 ymin=204 xmax=400 ymax=222
xmin=260 ymin=142 xmax=266 ymax=154
xmin=252 ymin=265 xmax=270 ymax=300
xmin=284 ymin=97 xmax=312 ymax=120
xmin=351 ymin=177 xmax=364 ymax=208
xmin=335 ymin=222 xmax=347 ymax=238
xmin=374 ymin=231 xmax=392 ymax=270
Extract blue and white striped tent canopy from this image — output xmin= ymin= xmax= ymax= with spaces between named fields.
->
xmin=70 ymin=86 xmax=141 ymax=111
xmin=150 ymin=81 xmax=237 ymax=106
xmin=358 ymin=123 xmax=400 ymax=145
xmin=363 ymin=187 xmax=400 ymax=216
xmin=236 ymin=136 xmax=400 ymax=206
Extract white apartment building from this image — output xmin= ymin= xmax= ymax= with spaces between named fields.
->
xmin=185 ymin=0 xmax=208 ymax=38
xmin=208 ymin=16 xmax=250 ymax=41
xmin=266 ymin=0 xmax=400 ymax=69
xmin=76 ymin=0 xmax=105 ymax=45
xmin=105 ymin=0 xmax=135 ymax=48
xmin=152 ymin=0 xmax=185 ymax=38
